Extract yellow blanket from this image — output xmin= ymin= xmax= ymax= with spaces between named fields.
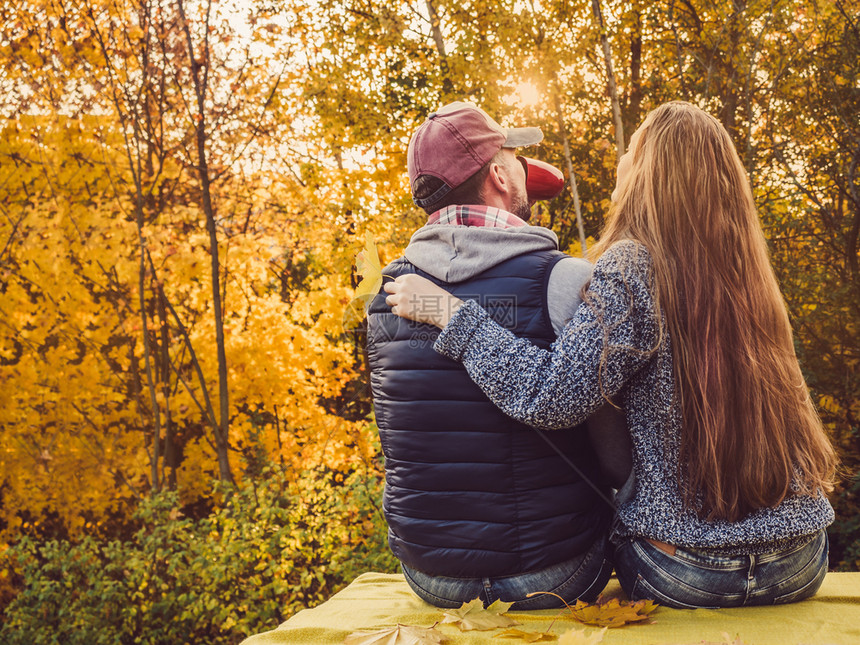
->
xmin=240 ymin=572 xmax=860 ymax=645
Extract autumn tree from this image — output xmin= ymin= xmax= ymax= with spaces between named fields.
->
xmin=0 ymin=0 xmax=377 ymax=542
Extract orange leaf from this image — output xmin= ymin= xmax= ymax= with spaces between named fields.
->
xmin=566 ymin=597 xmax=658 ymax=628
xmin=441 ymin=598 xmax=519 ymax=631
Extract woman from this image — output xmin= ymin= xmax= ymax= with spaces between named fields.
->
xmin=383 ymin=101 xmax=838 ymax=608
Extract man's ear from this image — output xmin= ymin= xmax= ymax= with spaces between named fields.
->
xmin=486 ymin=160 xmax=510 ymax=196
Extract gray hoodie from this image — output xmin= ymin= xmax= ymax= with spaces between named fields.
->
xmin=403 ymin=223 xmax=592 ymax=336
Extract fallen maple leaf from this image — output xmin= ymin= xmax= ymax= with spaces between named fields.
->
xmin=566 ymin=597 xmax=658 ymax=628
xmin=558 ymin=627 xmax=607 ymax=645
xmin=495 ymin=627 xmax=557 ymax=642
xmin=441 ymin=598 xmax=519 ymax=631
xmin=344 ymin=623 xmax=447 ymax=645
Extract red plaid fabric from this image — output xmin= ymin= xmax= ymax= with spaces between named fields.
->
xmin=427 ymin=204 xmax=527 ymax=229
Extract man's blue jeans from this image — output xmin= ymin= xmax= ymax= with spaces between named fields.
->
xmin=613 ymin=529 xmax=828 ymax=609
xmin=400 ymin=535 xmax=612 ymax=609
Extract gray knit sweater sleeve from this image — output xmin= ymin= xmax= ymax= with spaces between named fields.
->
xmin=435 ymin=240 xmax=659 ymax=430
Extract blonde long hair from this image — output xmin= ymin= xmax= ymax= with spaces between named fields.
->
xmin=591 ymin=101 xmax=836 ymax=521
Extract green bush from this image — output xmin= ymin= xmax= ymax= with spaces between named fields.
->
xmin=0 ymin=466 xmax=398 ymax=645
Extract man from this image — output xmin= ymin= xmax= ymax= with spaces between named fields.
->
xmin=366 ymin=101 xmax=628 ymax=609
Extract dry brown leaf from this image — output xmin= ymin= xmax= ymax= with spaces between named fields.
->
xmin=495 ymin=627 xmax=557 ymax=642
xmin=344 ymin=623 xmax=447 ymax=645
xmin=440 ymin=598 xmax=519 ymax=631
xmin=567 ymin=597 xmax=658 ymax=628
xmin=558 ymin=627 xmax=607 ymax=645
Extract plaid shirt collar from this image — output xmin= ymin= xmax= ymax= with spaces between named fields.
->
xmin=426 ymin=204 xmax=528 ymax=229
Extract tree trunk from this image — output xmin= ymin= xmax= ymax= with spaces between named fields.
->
xmin=553 ymin=90 xmax=587 ymax=257
xmin=627 ymin=8 xmax=643 ymax=131
xmin=177 ymin=0 xmax=234 ymax=484
xmin=157 ymin=288 xmax=177 ymax=489
xmin=425 ymin=0 xmax=453 ymax=96
xmin=88 ymin=0 xmax=166 ymax=492
xmin=668 ymin=0 xmax=691 ymax=99
xmin=592 ymin=0 xmax=625 ymax=156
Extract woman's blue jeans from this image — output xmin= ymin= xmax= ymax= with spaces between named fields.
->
xmin=401 ymin=535 xmax=612 ymax=609
xmin=613 ymin=529 xmax=828 ymax=609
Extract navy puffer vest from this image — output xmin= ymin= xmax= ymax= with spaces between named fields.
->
xmin=367 ymin=250 xmax=610 ymax=578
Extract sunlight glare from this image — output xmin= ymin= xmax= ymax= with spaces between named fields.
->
xmin=505 ymin=82 xmax=541 ymax=108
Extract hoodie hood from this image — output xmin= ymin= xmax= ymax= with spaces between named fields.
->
xmin=403 ymin=224 xmax=559 ymax=283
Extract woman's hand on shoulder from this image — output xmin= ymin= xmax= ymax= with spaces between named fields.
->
xmin=383 ymin=274 xmax=463 ymax=329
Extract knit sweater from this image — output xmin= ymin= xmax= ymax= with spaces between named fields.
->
xmin=434 ymin=239 xmax=834 ymax=553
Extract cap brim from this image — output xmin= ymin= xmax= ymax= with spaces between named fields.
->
xmin=503 ymin=127 xmax=543 ymax=148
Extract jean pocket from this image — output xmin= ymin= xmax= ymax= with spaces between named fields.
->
xmin=400 ymin=565 xmax=480 ymax=608
xmin=631 ymin=573 xmax=715 ymax=609
xmin=629 ymin=541 xmax=741 ymax=609
xmin=772 ymin=557 xmax=827 ymax=605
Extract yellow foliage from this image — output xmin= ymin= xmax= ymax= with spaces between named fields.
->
xmin=564 ymin=236 xmax=596 ymax=260
xmin=0 ymin=100 xmax=374 ymax=542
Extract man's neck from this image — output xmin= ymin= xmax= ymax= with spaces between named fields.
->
xmin=426 ymin=204 xmax=528 ymax=229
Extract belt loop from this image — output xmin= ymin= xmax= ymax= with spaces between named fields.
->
xmin=482 ymin=577 xmax=493 ymax=607
xmin=742 ymin=554 xmax=757 ymax=605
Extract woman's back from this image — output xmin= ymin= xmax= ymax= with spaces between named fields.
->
xmin=595 ymin=241 xmax=833 ymax=551
xmin=592 ymin=101 xmax=836 ymax=521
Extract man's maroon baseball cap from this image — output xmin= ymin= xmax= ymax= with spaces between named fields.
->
xmin=407 ymin=101 xmax=543 ymax=209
